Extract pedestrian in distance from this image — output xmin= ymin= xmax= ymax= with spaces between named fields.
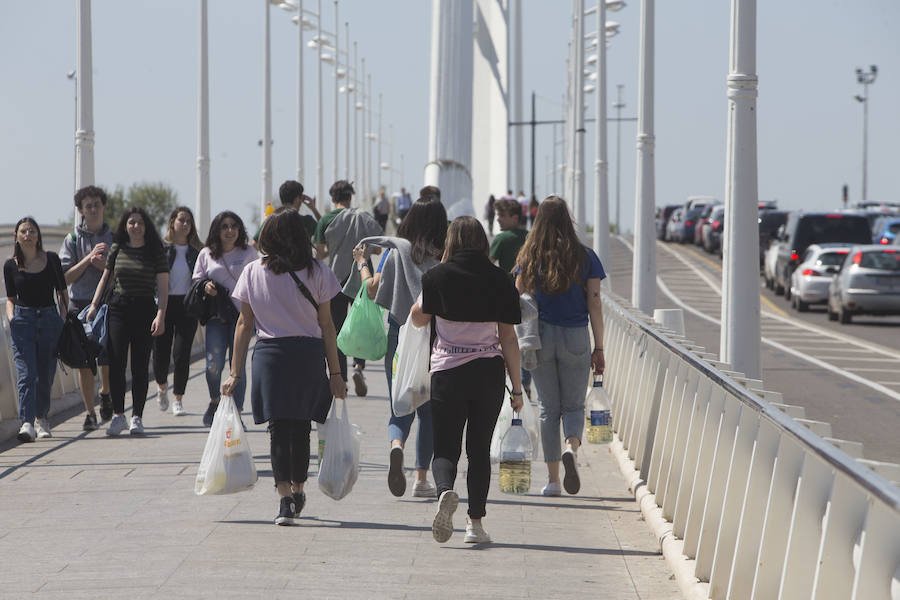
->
xmin=410 ymin=216 xmax=523 ymax=545
xmin=5 ymin=218 xmax=68 ymax=442
xmin=59 ymin=185 xmax=114 ymax=429
xmin=529 ymin=195 xmax=539 ymax=229
xmin=483 ymin=194 xmax=496 ymax=235
xmin=419 ymin=185 xmax=441 ymax=204
xmin=87 ymin=207 xmax=169 ymax=436
xmin=252 ymin=180 xmax=320 ymax=247
xmin=396 ymin=187 xmax=413 ymax=223
xmin=353 ymin=198 xmax=448 ymax=499
xmin=373 ymin=187 xmax=391 ymax=231
xmin=514 ymin=196 xmax=606 ymax=496
xmin=222 ymin=207 xmax=346 ymax=526
xmin=153 ymin=207 xmax=203 ymax=417
xmin=192 ymin=211 xmax=258 ymax=427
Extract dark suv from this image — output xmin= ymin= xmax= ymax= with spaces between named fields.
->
xmin=774 ymin=212 xmax=871 ymax=299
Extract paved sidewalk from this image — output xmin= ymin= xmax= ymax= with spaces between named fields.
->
xmin=0 ymin=354 xmax=679 ymax=599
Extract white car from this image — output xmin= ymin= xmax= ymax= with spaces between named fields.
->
xmin=763 ymin=238 xmax=781 ymax=290
xmin=789 ymin=244 xmax=851 ymax=311
xmin=828 ymin=245 xmax=900 ymax=323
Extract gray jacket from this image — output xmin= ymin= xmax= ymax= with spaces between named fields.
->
xmin=324 ymin=207 xmax=384 ymax=292
xmin=516 ymin=293 xmax=541 ymax=370
xmin=58 ymin=222 xmax=114 ymax=301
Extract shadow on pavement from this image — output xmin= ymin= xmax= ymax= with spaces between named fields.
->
xmin=445 ymin=542 xmax=661 ymax=556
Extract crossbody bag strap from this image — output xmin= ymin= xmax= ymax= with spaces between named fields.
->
xmin=287 ymin=270 xmax=319 ymax=311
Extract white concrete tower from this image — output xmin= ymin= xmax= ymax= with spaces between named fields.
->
xmin=75 ymin=0 xmax=95 ymax=193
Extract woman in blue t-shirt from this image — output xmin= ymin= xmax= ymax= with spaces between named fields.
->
xmin=514 ymin=196 xmax=606 ymax=497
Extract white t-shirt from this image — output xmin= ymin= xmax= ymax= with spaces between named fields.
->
xmin=169 ymin=245 xmax=192 ymax=295
xmin=192 ymin=245 xmax=259 ymax=310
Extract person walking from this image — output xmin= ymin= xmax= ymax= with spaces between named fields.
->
xmin=192 ymin=211 xmax=258 ymax=427
xmin=483 ymin=194 xmax=496 ymax=235
xmin=5 ymin=218 xmax=68 ymax=442
xmin=514 ymin=196 xmax=606 ymax=496
xmin=354 ymin=199 xmax=448 ymax=498
xmin=59 ymin=185 xmax=114 ymax=429
xmin=372 ymin=187 xmax=390 ymax=231
xmin=87 ymin=207 xmax=169 ymax=436
xmin=153 ymin=207 xmax=202 ymax=417
xmin=396 ymin=187 xmax=413 ymax=222
xmin=252 ymin=180 xmax=320 ymax=247
xmin=222 ymin=207 xmax=346 ymax=526
xmin=410 ymin=216 xmax=522 ymax=545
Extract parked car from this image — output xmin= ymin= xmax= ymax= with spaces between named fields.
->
xmin=774 ymin=211 xmax=871 ymax=300
xmin=676 ymin=206 xmax=705 ymax=244
xmin=763 ymin=235 xmax=781 ymax=289
xmin=704 ymin=205 xmax=726 ymax=253
xmin=665 ymin=207 xmax=684 ymax=242
xmin=694 ymin=203 xmax=721 ymax=246
xmin=758 ymin=210 xmax=788 ymax=267
xmin=827 ymin=245 xmax=900 ymax=323
xmin=871 ymin=216 xmax=900 ymax=245
xmin=788 ymin=244 xmax=851 ymax=311
xmin=656 ymin=204 xmax=681 ymax=240
xmin=685 ymin=196 xmax=715 ymax=212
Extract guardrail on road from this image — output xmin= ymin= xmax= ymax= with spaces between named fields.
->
xmin=602 ymin=289 xmax=900 ymax=600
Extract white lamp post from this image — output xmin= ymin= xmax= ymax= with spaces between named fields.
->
xmin=74 ymin=0 xmax=95 ymax=199
xmin=196 ymin=0 xmax=210 ymax=236
xmin=855 ymin=65 xmax=877 ymax=204
xmin=261 ymin=0 xmax=275 ymax=218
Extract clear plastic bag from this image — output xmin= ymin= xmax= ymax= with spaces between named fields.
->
xmin=194 ymin=396 xmax=257 ymax=495
xmin=317 ymin=399 xmax=361 ymax=500
xmin=490 ymin=384 xmax=541 ymax=464
xmin=390 ymin=314 xmax=431 ymax=417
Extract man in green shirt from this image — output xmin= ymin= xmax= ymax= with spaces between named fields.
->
xmin=489 ymin=198 xmax=528 ymax=276
xmin=252 ymin=180 xmax=319 ymax=247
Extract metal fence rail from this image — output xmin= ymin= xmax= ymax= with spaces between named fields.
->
xmin=602 ymin=289 xmax=900 ymax=600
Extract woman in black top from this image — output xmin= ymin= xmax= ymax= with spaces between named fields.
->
xmin=88 ymin=207 xmax=169 ymax=437
xmin=3 ymin=218 xmax=69 ymax=442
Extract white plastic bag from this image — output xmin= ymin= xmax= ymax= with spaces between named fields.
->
xmin=194 ymin=396 xmax=257 ymax=495
xmin=317 ymin=398 xmax=361 ymax=500
xmin=491 ymin=387 xmax=541 ymax=463
xmin=390 ymin=314 xmax=431 ymax=417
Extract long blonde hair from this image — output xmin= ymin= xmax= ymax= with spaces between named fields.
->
xmin=164 ymin=206 xmax=203 ymax=250
xmin=515 ymin=196 xmax=586 ymax=294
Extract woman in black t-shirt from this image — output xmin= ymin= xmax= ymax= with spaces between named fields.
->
xmin=3 ymin=218 xmax=69 ymax=443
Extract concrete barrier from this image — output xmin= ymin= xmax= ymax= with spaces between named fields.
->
xmin=602 ymin=289 xmax=900 ymax=600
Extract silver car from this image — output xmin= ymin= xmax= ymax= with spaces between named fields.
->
xmin=789 ymin=244 xmax=852 ymax=311
xmin=827 ymin=245 xmax=900 ymax=323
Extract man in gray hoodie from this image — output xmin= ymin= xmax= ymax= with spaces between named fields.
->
xmin=59 ymin=186 xmax=114 ymax=430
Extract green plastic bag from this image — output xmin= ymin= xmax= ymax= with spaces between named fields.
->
xmin=337 ymin=285 xmax=388 ymax=360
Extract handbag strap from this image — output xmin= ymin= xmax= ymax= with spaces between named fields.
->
xmin=287 ymin=270 xmax=319 ymax=311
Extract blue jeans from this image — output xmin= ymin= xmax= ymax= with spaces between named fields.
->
xmin=530 ymin=321 xmax=591 ymax=462
xmin=205 ymin=318 xmax=246 ymax=411
xmin=9 ymin=305 xmax=64 ymax=424
xmin=385 ymin=317 xmax=433 ymax=470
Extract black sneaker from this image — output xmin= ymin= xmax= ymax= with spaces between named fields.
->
xmin=99 ymin=394 xmax=113 ymax=422
xmin=275 ymin=496 xmax=297 ymax=526
xmin=202 ymin=402 xmax=217 ymax=428
xmin=388 ymin=446 xmax=406 ymax=497
xmin=82 ymin=412 xmax=99 ymax=431
xmin=291 ymin=491 xmax=306 ymax=517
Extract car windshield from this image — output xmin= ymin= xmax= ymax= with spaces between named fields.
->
xmin=685 ymin=208 xmax=704 ymax=221
xmin=860 ymin=251 xmax=900 ymax=271
xmin=888 ymin=223 xmax=900 ymax=235
xmin=816 ymin=252 xmax=847 ymax=267
xmin=759 ymin=212 xmax=787 ymax=234
xmin=795 ymin=215 xmax=871 ymax=250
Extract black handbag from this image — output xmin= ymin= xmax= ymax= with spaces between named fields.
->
xmin=57 ymin=311 xmax=101 ymax=375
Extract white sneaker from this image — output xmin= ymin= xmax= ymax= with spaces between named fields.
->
xmin=157 ymin=388 xmax=169 ymax=412
xmin=35 ymin=418 xmax=52 ymax=439
xmin=412 ymin=480 xmax=437 ymax=498
xmin=464 ymin=521 xmax=491 ymax=544
xmin=172 ymin=399 xmax=185 ymax=416
xmin=432 ymin=490 xmax=459 ymax=543
xmin=17 ymin=422 xmax=36 ymax=443
xmin=541 ymin=481 xmax=562 ymax=497
xmin=106 ymin=414 xmax=127 ymax=436
xmin=129 ymin=416 xmax=144 ymax=435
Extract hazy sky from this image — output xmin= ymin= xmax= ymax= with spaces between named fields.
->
xmin=1 ymin=1 xmax=898 ymax=236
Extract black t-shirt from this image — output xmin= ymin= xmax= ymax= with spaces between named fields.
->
xmin=3 ymin=252 xmax=66 ymax=307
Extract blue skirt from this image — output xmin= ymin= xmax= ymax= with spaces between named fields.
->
xmin=250 ymin=336 xmax=333 ymax=425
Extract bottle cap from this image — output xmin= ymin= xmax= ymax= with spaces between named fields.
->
xmin=511 ymin=418 xmax=523 ymax=426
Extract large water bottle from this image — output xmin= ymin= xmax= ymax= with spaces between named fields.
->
xmin=498 ymin=416 xmax=533 ymax=494
xmin=586 ymin=375 xmax=613 ymax=444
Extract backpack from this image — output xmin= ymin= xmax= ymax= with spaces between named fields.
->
xmin=57 ymin=311 xmax=101 ymax=374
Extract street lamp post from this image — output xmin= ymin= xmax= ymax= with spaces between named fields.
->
xmin=262 ymin=0 xmax=274 ymax=218
xmin=613 ymin=84 xmax=624 ymax=234
xmin=196 ymin=0 xmax=210 ymax=236
xmin=74 ymin=0 xmax=95 ymax=196
xmin=854 ymin=65 xmax=877 ymax=204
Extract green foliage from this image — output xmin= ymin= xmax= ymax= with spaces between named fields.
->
xmin=60 ymin=182 xmax=177 ymax=232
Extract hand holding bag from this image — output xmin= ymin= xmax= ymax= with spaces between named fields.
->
xmin=194 ymin=396 xmax=258 ymax=495
xmin=336 ymin=286 xmax=388 ymax=361
xmin=390 ymin=313 xmax=431 ymax=417
xmin=317 ymin=398 xmax=361 ymax=500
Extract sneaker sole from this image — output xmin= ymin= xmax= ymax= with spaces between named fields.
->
xmin=412 ymin=487 xmax=437 ymax=498
xmin=16 ymin=433 xmax=34 ymax=443
xmin=388 ymin=446 xmax=406 ymax=497
xmin=432 ymin=491 xmax=458 ymax=543
xmin=173 ymin=411 xmax=186 ymax=417
xmin=130 ymin=429 xmax=145 ymax=436
xmin=158 ymin=402 xmax=168 ymax=412
xmin=464 ymin=533 xmax=491 ymax=544
xmin=36 ymin=433 xmax=52 ymax=439
xmin=352 ymin=371 xmax=367 ymax=396
xmin=274 ymin=516 xmax=296 ymax=526
xmin=562 ymin=451 xmax=581 ymax=495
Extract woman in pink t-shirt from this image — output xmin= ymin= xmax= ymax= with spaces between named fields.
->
xmin=222 ymin=208 xmax=346 ymax=526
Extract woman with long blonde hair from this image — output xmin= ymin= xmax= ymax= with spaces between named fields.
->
xmin=515 ymin=196 xmax=606 ymax=497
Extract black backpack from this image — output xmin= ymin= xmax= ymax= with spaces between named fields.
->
xmin=57 ymin=311 xmax=101 ymax=375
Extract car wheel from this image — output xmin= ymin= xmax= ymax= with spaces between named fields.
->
xmin=827 ymin=305 xmax=838 ymax=321
xmin=839 ymin=306 xmax=852 ymax=324
xmin=774 ymin=280 xmax=784 ymax=295
xmin=796 ymin=298 xmax=809 ymax=312
xmin=784 ymin=284 xmax=792 ymax=301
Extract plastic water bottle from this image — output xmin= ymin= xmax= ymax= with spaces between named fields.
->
xmin=586 ymin=375 xmax=613 ymax=444
xmin=498 ymin=416 xmax=533 ymax=494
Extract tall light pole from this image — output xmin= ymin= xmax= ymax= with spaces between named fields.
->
xmin=196 ymin=0 xmax=210 ymax=236
xmin=855 ymin=65 xmax=877 ymax=204
xmin=613 ymin=84 xmax=624 ymax=234
xmin=332 ymin=1 xmax=339 ymax=182
xmin=316 ymin=0 xmax=324 ymax=206
xmin=343 ymin=21 xmax=351 ymax=180
xmin=66 ymin=70 xmax=77 ymax=196
xmin=377 ymin=92 xmax=383 ymax=191
xmin=353 ymin=41 xmax=359 ymax=188
xmin=572 ymin=0 xmax=586 ymax=237
xmin=261 ymin=0 xmax=273 ymax=218
xmin=590 ymin=0 xmax=611 ymax=264
xmin=74 ymin=0 xmax=95 ymax=196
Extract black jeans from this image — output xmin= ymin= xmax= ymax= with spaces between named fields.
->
xmin=107 ymin=296 xmax=156 ymax=417
xmin=152 ymin=296 xmax=198 ymax=395
xmin=268 ymin=419 xmax=312 ymax=483
xmin=330 ymin=291 xmax=365 ymax=381
xmin=430 ymin=356 xmax=505 ymax=519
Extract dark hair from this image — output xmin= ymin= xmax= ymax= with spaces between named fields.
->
xmin=493 ymin=198 xmax=521 ymax=218
xmin=329 ymin=180 xmax=354 ymax=205
xmin=443 ymin=216 xmax=488 ymax=261
xmin=258 ymin=207 xmax=316 ymax=275
xmin=205 ymin=211 xmax=249 ymax=259
xmin=74 ymin=185 xmax=107 ymax=210
xmin=516 ymin=195 xmax=587 ymax=294
xmin=419 ymin=185 xmax=441 ymax=203
xmin=113 ymin=207 xmax=164 ymax=254
xmin=279 ymin=180 xmax=304 ymax=206
xmin=164 ymin=206 xmax=203 ymax=250
xmin=12 ymin=217 xmax=44 ymax=270
xmin=397 ymin=200 xmax=448 ymax=265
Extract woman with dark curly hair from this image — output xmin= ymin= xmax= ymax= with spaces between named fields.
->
xmin=192 ymin=211 xmax=258 ymax=426
xmin=222 ymin=207 xmax=345 ymax=526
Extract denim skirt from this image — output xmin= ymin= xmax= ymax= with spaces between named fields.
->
xmin=250 ymin=336 xmax=332 ymax=425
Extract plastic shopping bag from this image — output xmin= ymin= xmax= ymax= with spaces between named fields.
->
xmin=337 ymin=286 xmax=388 ymax=361
xmin=490 ymin=383 xmax=541 ymax=463
xmin=317 ymin=399 xmax=361 ymax=500
xmin=390 ymin=314 xmax=432 ymax=417
xmin=194 ymin=396 xmax=258 ymax=495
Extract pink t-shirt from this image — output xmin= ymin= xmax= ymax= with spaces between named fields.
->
xmin=415 ymin=294 xmax=502 ymax=372
xmin=232 ymin=259 xmax=341 ymax=340
xmin=192 ymin=246 xmax=259 ymax=311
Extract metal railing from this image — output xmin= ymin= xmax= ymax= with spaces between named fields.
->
xmin=602 ymin=289 xmax=900 ymax=600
